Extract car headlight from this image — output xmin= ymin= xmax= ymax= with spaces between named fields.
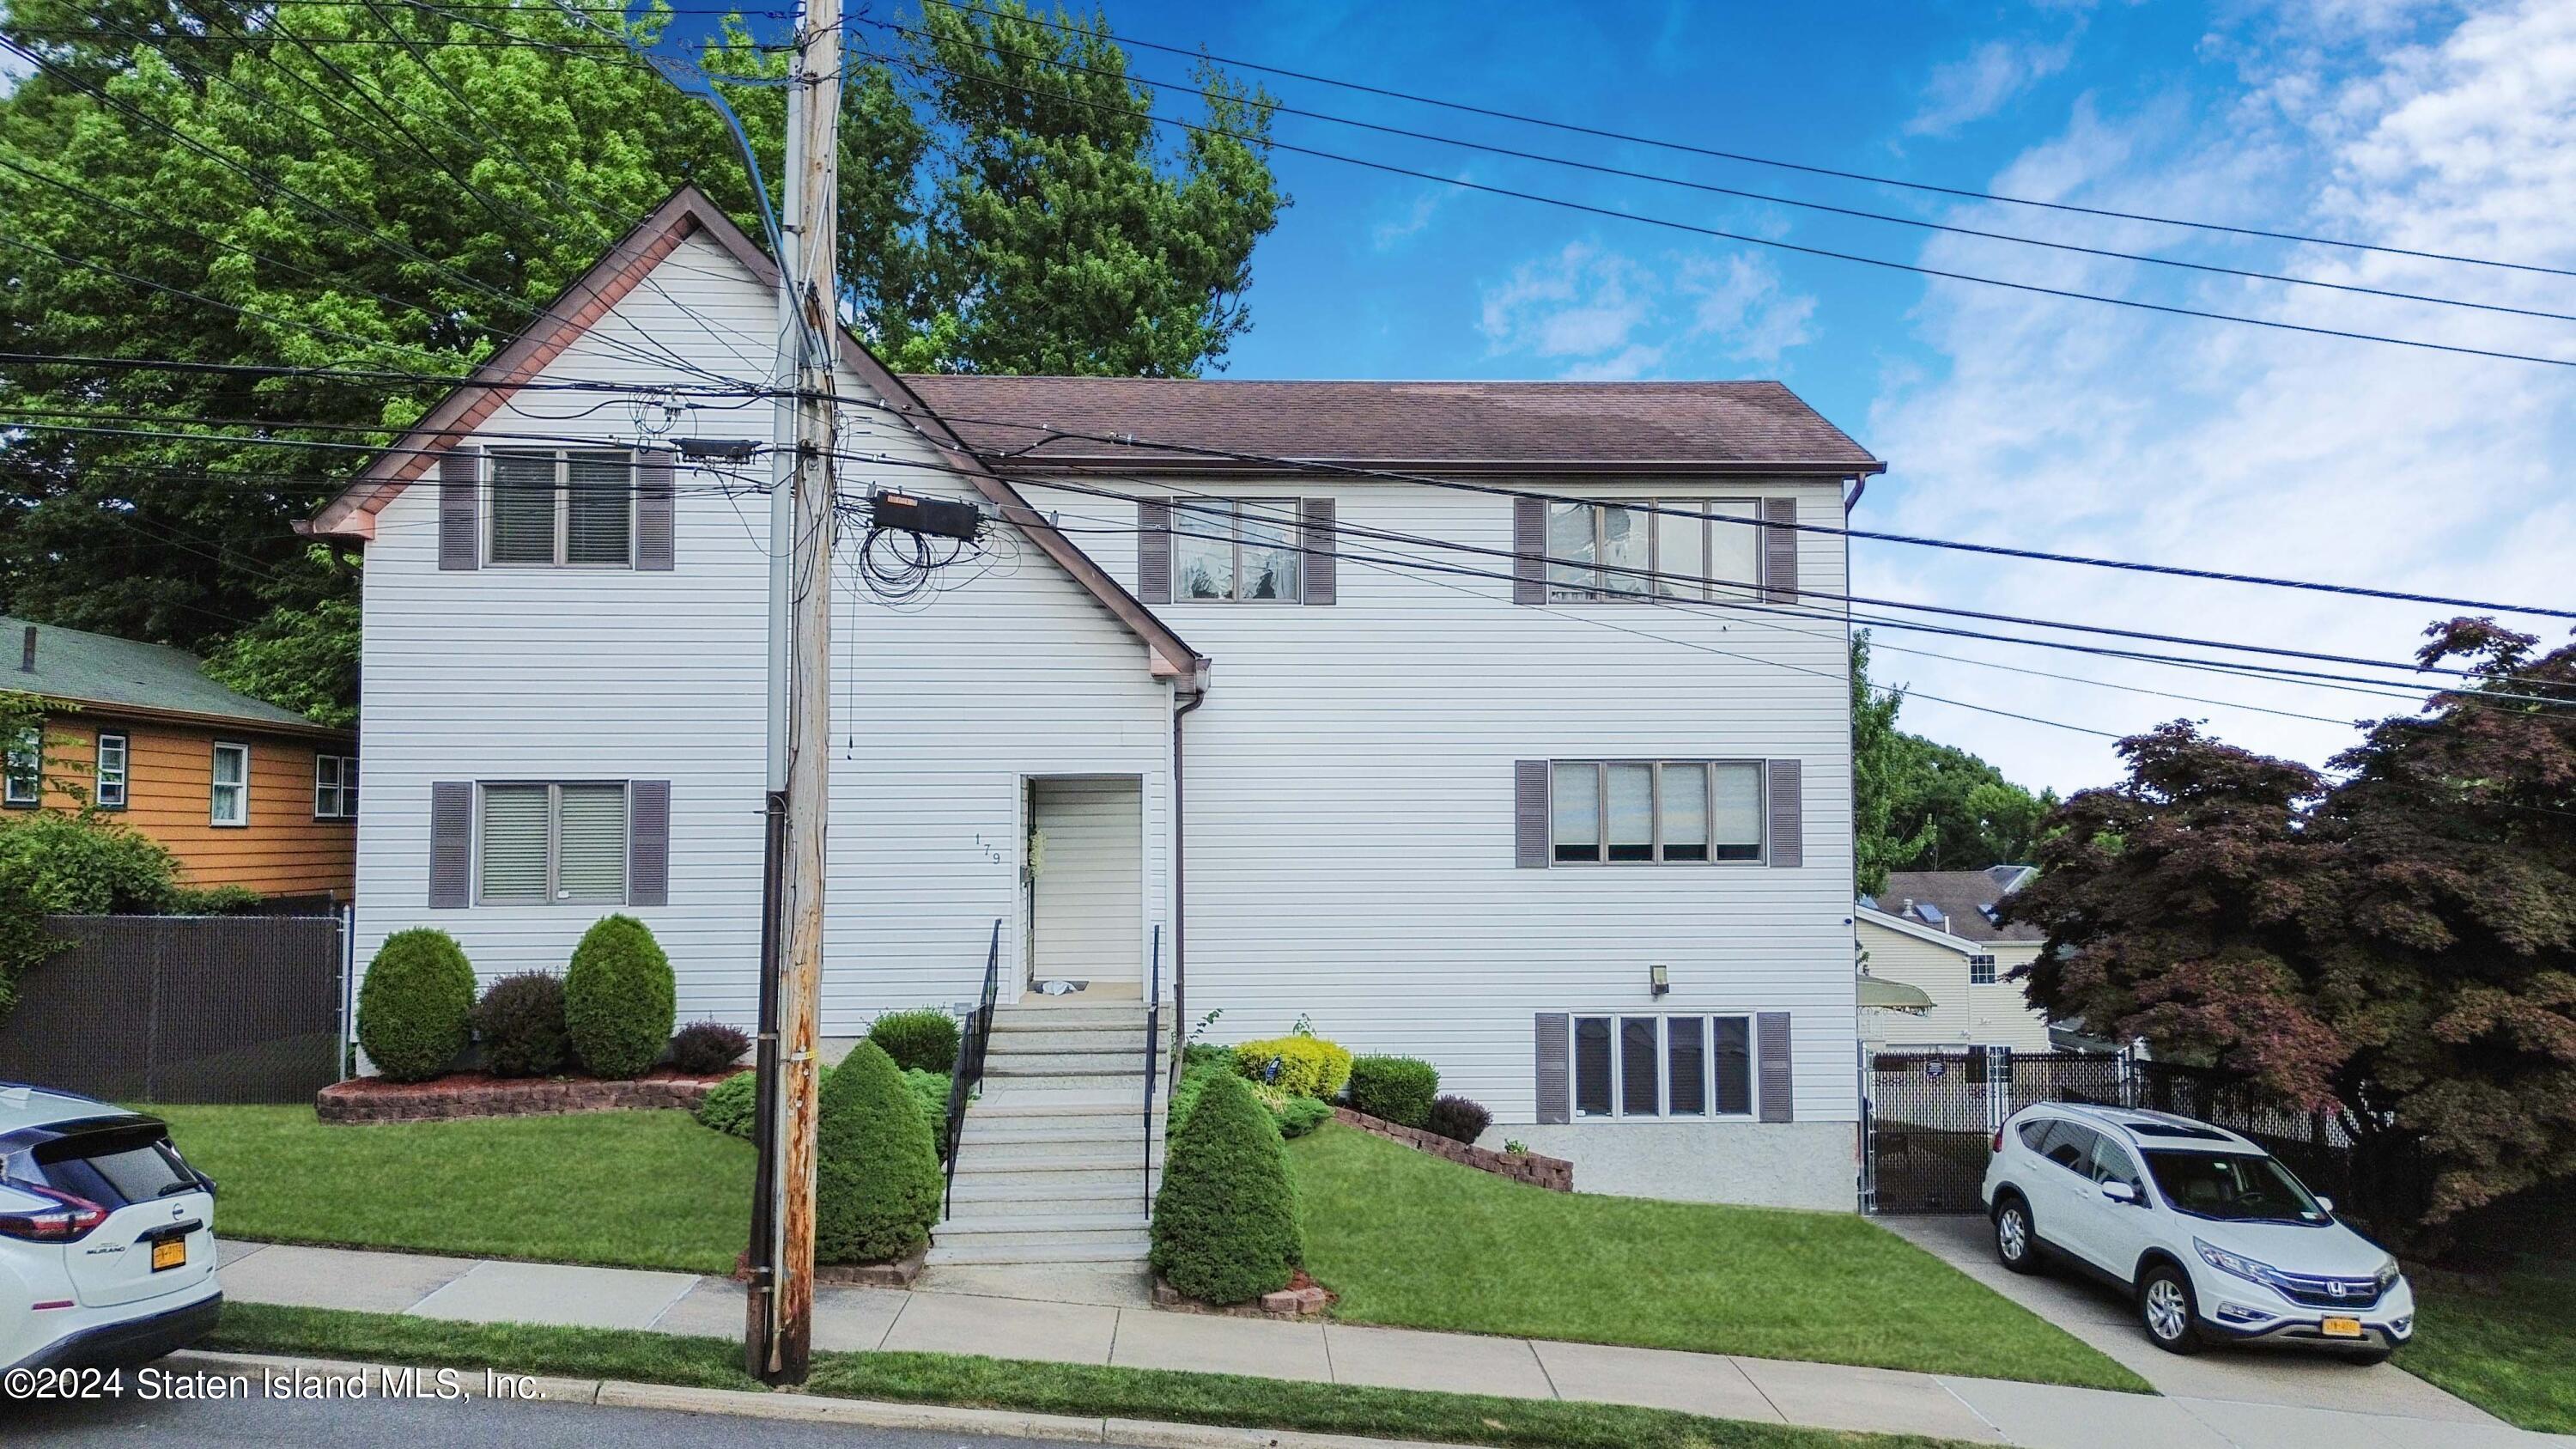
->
xmin=2377 ymin=1256 xmax=2402 ymax=1289
xmin=2194 ymin=1237 xmax=2280 ymax=1286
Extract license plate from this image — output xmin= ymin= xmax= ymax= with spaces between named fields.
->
xmin=2320 ymin=1316 xmax=2364 ymax=1338
xmin=150 ymin=1238 xmax=186 ymax=1272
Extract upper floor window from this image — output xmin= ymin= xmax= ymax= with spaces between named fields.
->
xmin=210 ymin=741 xmax=249 ymax=826
xmin=1546 ymin=499 xmax=1759 ymax=603
xmin=1969 ymin=953 xmax=1997 ymax=986
xmin=489 ymin=449 xmax=634 ymax=567
xmin=1171 ymin=499 xmax=1301 ymax=602
xmin=315 ymin=754 xmax=359 ymax=820
xmin=1549 ymin=760 xmax=1763 ymax=864
xmin=94 ymin=731 xmax=127 ymax=810
xmin=3 ymin=725 xmax=39 ymax=807
xmin=478 ymin=782 xmax=629 ymax=904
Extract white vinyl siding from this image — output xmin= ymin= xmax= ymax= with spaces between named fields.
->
xmin=94 ymin=731 xmax=128 ymax=809
xmin=210 ymin=742 xmax=249 ymax=826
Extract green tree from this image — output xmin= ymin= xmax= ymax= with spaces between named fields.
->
xmin=1851 ymin=633 xmax=1932 ymax=895
xmin=1850 ymin=631 xmax=2053 ymax=887
xmin=0 ymin=0 xmax=1281 ymax=715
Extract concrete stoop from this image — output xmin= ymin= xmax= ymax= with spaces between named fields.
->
xmin=929 ymin=994 xmax=1165 ymax=1271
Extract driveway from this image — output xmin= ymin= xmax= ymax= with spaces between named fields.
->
xmin=1882 ymin=1213 xmax=2500 ymax=1423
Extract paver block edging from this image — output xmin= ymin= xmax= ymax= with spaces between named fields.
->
xmin=1329 ymin=1107 xmax=1573 ymax=1190
xmin=315 ymin=1070 xmax=732 ymax=1123
xmin=1151 ymin=1273 xmax=1331 ymax=1319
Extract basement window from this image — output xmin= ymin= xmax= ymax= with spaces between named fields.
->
xmin=1571 ymin=1014 xmax=1754 ymax=1118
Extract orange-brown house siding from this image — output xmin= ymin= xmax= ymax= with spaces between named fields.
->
xmin=27 ymin=713 xmax=355 ymax=900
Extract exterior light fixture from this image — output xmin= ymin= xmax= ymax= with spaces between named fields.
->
xmin=1649 ymin=964 xmax=1670 ymax=997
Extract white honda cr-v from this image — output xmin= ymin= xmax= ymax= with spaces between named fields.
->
xmin=1981 ymin=1102 xmax=2412 ymax=1361
xmin=1 ymin=1084 xmax=222 ymax=1375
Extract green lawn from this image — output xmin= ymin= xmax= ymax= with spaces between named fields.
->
xmin=2398 ymin=1269 xmax=2576 ymax=1433
xmin=150 ymin=1105 xmax=750 ymax=1273
xmin=1288 ymin=1123 xmax=2147 ymax=1392
xmin=212 ymin=1302 xmax=1978 ymax=1449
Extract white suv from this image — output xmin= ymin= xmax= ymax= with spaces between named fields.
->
xmin=1981 ymin=1102 xmax=2412 ymax=1362
xmin=1 ymin=1085 xmax=222 ymax=1374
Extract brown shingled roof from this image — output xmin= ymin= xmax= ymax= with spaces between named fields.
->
xmin=896 ymin=376 xmax=1883 ymax=475
xmin=1869 ymin=868 xmax=2046 ymax=944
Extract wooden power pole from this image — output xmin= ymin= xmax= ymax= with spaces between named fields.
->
xmin=759 ymin=0 xmax=842 ymax=1386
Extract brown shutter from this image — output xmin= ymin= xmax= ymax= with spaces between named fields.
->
xmin=439 ymin=447 xmax=482 ymax=570
xmin=1512 ymin=497 xmax=1546 ymax=604
xmin=1761 ymin=496 xmax=1798 ymax=604
xmin=1534 ymin=1014 xmax=1571 ymax=1124
xmin=428 ymin=782 xmax=472 ymax=907
xmin=1757 ymin=1010 xmax=1795 ymax=1123
xmin=627 ymin=779 xmax=670 ymax=906
xmin=1300 ymin=496 xmax=1336 ymax=605
xmin=1515 ymin=759 xmax=1552 ymax=868
xmin=1136 ymin=500 xmax=1171 ymax=604
xmin=1766 ymin=758 xmax=1803 ymax=868
xmin=636 ymin=448 xmax=675 ymax=570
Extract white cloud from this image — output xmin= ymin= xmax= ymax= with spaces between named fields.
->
xmin=1905 ymin=36 xmax=2081 ymax=137
xmin=1371 ymin=174 xmax=1473 ymax=251
xmin=1479 ymin=244 xmax=1820 ymax=376
xmin=1864 ymin=0 xmax=2576 ymax=795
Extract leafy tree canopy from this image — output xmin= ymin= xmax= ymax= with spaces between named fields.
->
xmin=0 ymin=0 xmax=1280 ymax=715
xmin=1850 ymin=632 xmax=2057 ymax=894
xmin=2006 ymin=619 xmax=2576 ymax=1226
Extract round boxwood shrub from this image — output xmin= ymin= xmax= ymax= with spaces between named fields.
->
xmin=1425 ymin=1093 xmax=1492 ymax=1146
xmin=563 ymin=915 xmax=676 ymax=1079
xmin=816 ymin=1041 xmax=942 ymax=1264
xmin=670 ymin=1020 xmax=750 ymax=1075
xmin=471 ymin=971 xmax=568 ymax=1078
xmin=357 ymin=928 xmax=476 ymax=1082
xmin=867 ymin=1008 xmax=961 ymax=1074
xmin=696 ymin=1068 xmax=757 ymax=1138
xmin=1347 ymin=1055 xmax=1439 ymax=1128
xmin=1152 ymin=1072 xmax=1301 ymax=1304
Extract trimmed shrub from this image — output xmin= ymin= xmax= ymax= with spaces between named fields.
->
xmin=562 ymin=915 xmax=676 ymax=1079
xmin=356 ymin=929 xmax=476 ymax=1082
xmin=670 ymin=1020 xmax=750 ymax=1075
xmin=902 ymin=1068 xmax=954 ymax=1135
xmin=1182 ymin=1042 xmax=1236 ymax=1074
xmin=815 ymin=1041 xmax=942 ymax=1264
xmin=1348 ymin=1055 xmax=1440 ymax=1128
xmin=1425 ymin=1093 xmax=1492 ymax=1145
xmin=1151 ymin=1073 xmax=1301 ymax=1304
xmin=696 ymin=1068 xmax=757 ymax=1138
xmin=1232 ymin=1035 xmax=1353 ymax=1098
xmin=1276 ymin=1094 xmax=1334 ymax=1139
xmin=868 ymin=1008 xmax=962 ymax=1074
xmin=471 ymin=972 xmax=568 ymax=1078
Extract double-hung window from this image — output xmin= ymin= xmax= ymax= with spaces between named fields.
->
xmin=478 ymin=782 xmax=629 ymax=904
xmin=314 ymin=754 xmax=359 ymax=820
xmin=1969 ymin=953 xmax=1997 ymax=986
xmin=3 ymin=724 xmax=39 ymax=807
xmin=1170 ymin=499 xmax=1302 ymax=601
xmin=210 ymin=742 xmax=249 ymax=826
xmin=94 ymin=731 xmax=127 ymax=810
xmin=1573 ymin=1014 xmax=1755 ymax=1118
xmin=489 ymin=449 xmax=635 ymax=567
xmin=1549 ymin=760 xmax=1763 ymax=864
xmin=1546 ymin=499 xmax=1759 ymax=602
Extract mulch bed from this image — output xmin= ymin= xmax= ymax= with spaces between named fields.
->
xmin=314 ymin=1069 xmax=734 ymax=1123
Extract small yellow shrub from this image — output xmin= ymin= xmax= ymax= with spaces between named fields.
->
xmin=1232 ymin=1035 xmax=1353 ymax=1098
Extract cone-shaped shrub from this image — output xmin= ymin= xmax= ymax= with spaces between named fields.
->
xmin=357 ymin=929 xmax=475 ymax=1082
xmin=563 ymin=914 xmax=675 ymax=1079
xmin=815 ymin=1041 xmax=942 ymax=1264
xmin=1151 ymin=1072 xmax=1301 ymax=1304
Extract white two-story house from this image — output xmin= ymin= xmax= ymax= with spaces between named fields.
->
xmin=308 ymin=187 xmax=1882 ymax=1215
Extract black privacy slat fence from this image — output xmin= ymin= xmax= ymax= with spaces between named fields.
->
xmin=0 ymin=914 xmax=344 ymax=1105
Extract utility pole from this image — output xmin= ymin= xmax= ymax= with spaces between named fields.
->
xmin=750 ymin=0 xmax=841 ymax=1387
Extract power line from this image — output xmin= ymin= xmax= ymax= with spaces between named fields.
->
xmin=923 ymin=0 xmax=2576 ymax=282
xmin=860 ymin=13 xmax=2575 ymax=328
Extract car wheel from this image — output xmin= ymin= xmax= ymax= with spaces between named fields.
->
xmin=1994 ymin=1196 xmax=2039 ymax=1275
xmin=2342 ymin=1347 xmax=2393 ymax=1367
xmin=2138 ymin=1263 xmax=2203 ymax=1355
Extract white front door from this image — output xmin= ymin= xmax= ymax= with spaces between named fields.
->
xmin=1028 ymin=776 xmax=1143 ymax=985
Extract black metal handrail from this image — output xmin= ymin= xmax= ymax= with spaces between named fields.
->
xmin=1143 ymin=924 xmax=1163 ymax=1216
xmin=941 ymin=918 xmax=1003 ymax=1219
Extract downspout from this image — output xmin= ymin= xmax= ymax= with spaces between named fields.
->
xmin=1170 ymin=679 xmax=1207 ymax=1093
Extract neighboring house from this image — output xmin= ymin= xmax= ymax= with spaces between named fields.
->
xmin=306 ymin=187 xmax=1882 ymax=1214
xmin=2 ymin=616 xmax=357 ymax=902
xmin=1856 ymin=867 xmax=2052 ymax=1053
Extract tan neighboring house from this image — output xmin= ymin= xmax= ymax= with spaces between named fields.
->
xmin=1858 ymin=867 xmax=2054 ymax=1053
xmin=3 ymin=616 xmax=355 ymax=903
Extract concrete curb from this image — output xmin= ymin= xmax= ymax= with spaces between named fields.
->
xmin=163 ymin=1349 xmax=1459 ymax=1449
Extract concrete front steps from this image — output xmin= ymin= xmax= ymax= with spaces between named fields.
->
xmin=927 ymin=989 xmax=1168 ymax=1269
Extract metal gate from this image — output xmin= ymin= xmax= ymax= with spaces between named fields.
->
xmin=1862 ymin=1049 xmax=2127 ymax=1214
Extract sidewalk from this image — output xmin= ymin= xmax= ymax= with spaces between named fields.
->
xmin=213 ymin=1239 xmax=2569 ymax=1449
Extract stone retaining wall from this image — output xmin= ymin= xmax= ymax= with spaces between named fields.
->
xmin=315 ymin=1070 xmax=731 ymax=1123
xmin=1330 ymin=1106 xmax=1573 ymax=1191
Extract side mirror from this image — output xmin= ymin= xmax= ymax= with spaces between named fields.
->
xmin=2099 ymin=1179 xmax=2139 ymax=1205
xmin=2315 ymin=1196 xmax=2335 ymax=1215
